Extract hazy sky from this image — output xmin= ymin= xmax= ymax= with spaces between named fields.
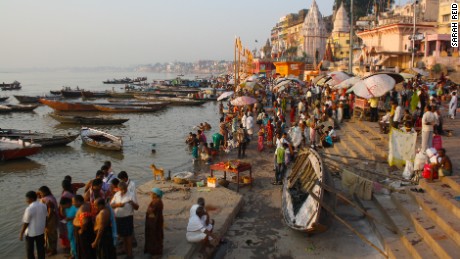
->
xmin=0 ymin=0 xmax=408 ymax=69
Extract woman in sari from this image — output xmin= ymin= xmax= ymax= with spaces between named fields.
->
xmin=73 ymin=195 xmax=96 ymax=259
xmin=38 ymin=186 xmax=59 ymax=256
xmin=144 ymin=188 xmax=164 ymax=257
xmin=257 ymin=125 xmax=265 ymax=152
xmin=60 ymin=179 xmax=74 ymax=250
xmin=266 ymin=119 xmax=274 ymax=148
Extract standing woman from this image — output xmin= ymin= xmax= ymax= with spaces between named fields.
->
xmin=60 ymin=179 xmax=74 ymax=251
xmin=38 ymin=186 xmax=59 ymax=256
xmin=144 ymin=188 xmax=164 ymax=258
xmin=266 ymin=119 xmax=274 ymax=148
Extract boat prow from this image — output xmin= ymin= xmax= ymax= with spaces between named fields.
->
xmin=282 ymin=148 xmax=334 ymax=233
xmin=80 ymin=127 xmax=123 ymax=151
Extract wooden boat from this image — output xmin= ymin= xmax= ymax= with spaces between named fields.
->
xmin=6 ymin=104 xmax=39 ymax=112
xmin=61 ymin=89 xmax=83 ymax=98
xmin=39 ymin=98 xmax=98 ymax=111
xmin=133 ymin=95 xmax=206 ymax=106
xmin=282 ymin=148 xmax=333 ymax=233
xmin=0 ymin=105 xmax=13 ymax=113
xmin=49 ymin=90 xmax=62 ymax=95
xmin=14 ymin=95 xmax=41 ymax=104
xmin=102 ymin=101 xmax=169 ymax=108
xmin=0 ymin=138 xmax=41 ymax=161
xmin=0 ymin=96 xmax=8 ymax=102
xmin=49 ymin=113 xmax=129 ymax=125
xmin=93 ymin=104 xmax=166 ymax=113
xmin=108 ymin=92 xmax=137 ymax=99
xmin=81 ymin=90 xmax=110 ymax=98
xmin=0 ymin=129 xmax=78 ymax=147
xmin=0 ymin=81 xmax=21 ymax=90
xmin=80 ymin=127 xmax=122 ymax=151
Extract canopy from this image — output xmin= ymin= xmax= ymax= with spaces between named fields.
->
xmin=231 ymin=96 xmax=257 ymax=106
xmin=311 ymin=74 xmax=327 ymax=84
xmin=328 ymin=71 xmax=352 ymax=86
xmin=217 ymin=91 xmax=234 ymax=101
xmin=351 ymin=74 xmax=396 ymax=99
xmin=334 ymin=76 xmax=361 ymax=90
xmin=363 ymin=72 xmax=404 ymax=84
xmin=410 ymin=68 xmax=430 ymax=77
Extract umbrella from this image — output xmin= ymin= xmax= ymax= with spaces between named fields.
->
xmin=273 ymin=80 xmax=291 ymax=91
xmin=246 ymin=75 xmax=258 ymax=82
xmin=231 ymin=96 xmax=257 ymax=106
xmin=334 ymin=76 xmax=361 ymax=89
xmin=217 ymin=91 xmax=234 ymax=101
xmin=411 ymin=68 xmax=429 ymax=77
xmin=399 ymin=72 xmax=415 ymax=79
xmin=351 ymin=74 xmax=396 ymax=99
xmin=311 ymin=74 xmax=327 ymax=84
xmin=363 ymin=72 xmax=404 ymax=84
xmin=328 ymin=71 xmax=351 ymax=86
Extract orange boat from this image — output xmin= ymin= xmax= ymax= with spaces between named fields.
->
xmin=39 ymin=98 xmax=98 ymax=111
xmin=93 ymin=104 xmax=167 ymax=113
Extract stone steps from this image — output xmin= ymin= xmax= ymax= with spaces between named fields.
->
xmin=392 ymin=192 xmax=459 ymax=259
xmin=441 ymin=175 xmax=460 ymax=193
xmin=372 ymin=194 xmax=438 ymax=259
xmin=408 ymin=188 xmax=460 ymax=246
xmin=341 ymin=122 xmax=387 ymax=161
xmin=419 ymin=179 xmax=460 ymax=218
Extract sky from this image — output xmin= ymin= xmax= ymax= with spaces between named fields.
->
xmin=0 ymin=0 xmax=409 ymax=69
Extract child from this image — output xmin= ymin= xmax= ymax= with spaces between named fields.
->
xmin=273 ymin=144 xmax=285 ymax=185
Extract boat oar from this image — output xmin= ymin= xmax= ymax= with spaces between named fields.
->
xmin=306 ymin=188 xmax=388 ymax=258
xmin=315 ymin=180 xmax=397 ymax=234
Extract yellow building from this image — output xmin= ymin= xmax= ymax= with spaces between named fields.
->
xmin=330 ymin=3 xmax=351 ymax=61
xmin=438 ymin=0 xmax=458 ymax=34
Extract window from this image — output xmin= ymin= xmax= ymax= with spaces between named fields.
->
xmin=346 ymin=40 xmax=350 ymax=44
xmin=443 ymin=14 xmax=450 ymax=22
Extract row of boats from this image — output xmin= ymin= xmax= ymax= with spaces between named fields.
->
xmin=0 ymin=127 xmax=123 ymax=161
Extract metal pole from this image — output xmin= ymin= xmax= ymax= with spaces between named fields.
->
xmin=411 ymin=1 xmax=416 ymax=68
xmin=234 ymin=38 xmax=237 ymax=91
xmin=348 ymin=0 xmax=354 ymax=74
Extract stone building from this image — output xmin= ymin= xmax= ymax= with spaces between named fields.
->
xmin=302 ymin=0 xmax=328 ymax=65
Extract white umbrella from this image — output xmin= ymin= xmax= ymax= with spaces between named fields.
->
xmin=273 ymin=80 xmax=291 ymax=90
xmin=217 ymin=91 xmax=234 ymax=101
xmin=311 ymin=74 xmax=327 ymax=84
xmin=328 ymin=71 xmax=351 ymax=86
xmin=246 ymin=75 xmax=258 ymax=82
xmin=351 ymin=74 xmax=396 ymax=99
xmin=231 ymin=96 xmax=258 ymax=106
xmin=335 ymin=76 xmax=361 ymax=90
xmin=411 ymin=68 xmax=429 ymax=77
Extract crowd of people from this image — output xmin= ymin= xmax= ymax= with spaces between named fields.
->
xmin=20 ymin=161 xmax=164 ymax=259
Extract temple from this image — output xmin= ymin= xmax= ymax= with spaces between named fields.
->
xmin=302 ymin=0 xmax=328 ymax=65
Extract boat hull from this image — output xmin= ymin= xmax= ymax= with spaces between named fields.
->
xmin=0 ymin=129 xmax=78 ymax=147
xmin=80 ymin=127 xmax=122 ymax=151
xmin=49 ymin=113 xmax=129 ymax=125
xmin=14 ymin=95 xmax=40 ymax=104
xmin=0 ymin=138 xmax=41 ymax=160
xmin=134 ymin=96 xmax=205 ymax=106
xmin=93 ymin=104 xmax=166 ymax=113
xmin=6 ymin=104 xmax=39 ymax=112
xmin=39 ymin=99 xmax=97 ymax=111
xmin=81 ymin=91 xmax=110 ymax=98
xmin=282 ymin=148 xmax=333 ymax=233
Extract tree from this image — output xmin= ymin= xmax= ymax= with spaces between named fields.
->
xmin=333 ymin=0 xmax=395 ymax=22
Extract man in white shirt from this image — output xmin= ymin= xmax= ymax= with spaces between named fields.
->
xmin=117 ymin=171 xmax=136 ymax=198
xmin=421 ymin=105 xmax=436 ymax=152
xmin=20 ymin=191 xmax=47 ymax=259
xmin=111 ymin=182 xmax=139 ymax=258
xmin=393 ymin=102 xmax=403 ymax=128
xmin=245 ymin=112 xmax=254 ymax=137
xmin=241 ymin=112 xmax=247 ymax=129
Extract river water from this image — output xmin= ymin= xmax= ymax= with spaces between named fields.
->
xmin=0 ymin=70 xmax=221 ymax=257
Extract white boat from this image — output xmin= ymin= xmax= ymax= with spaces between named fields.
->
xmin=282 ymin=148 xmax=333 ymax=233
xmin=80 ymin=127 xmax=122 ymax=151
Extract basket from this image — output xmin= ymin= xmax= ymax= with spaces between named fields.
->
xmin=207 ymin=177 xmax=217 ymax=188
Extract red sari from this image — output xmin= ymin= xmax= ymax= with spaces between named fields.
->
xmin=266 ymin=123 xmax=274 ymax=147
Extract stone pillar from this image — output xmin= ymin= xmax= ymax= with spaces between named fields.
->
xmin=435 ymin=40 xmax=441 ymax=57
xmin=424 ymin=41 xmax=429 ymax=58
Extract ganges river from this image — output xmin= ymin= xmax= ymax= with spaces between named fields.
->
xmin=0 ymin=70 xmax=220 ymax=257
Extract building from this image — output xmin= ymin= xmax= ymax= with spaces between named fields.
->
xmin=302 ymin=0 xmax=328 ymax=65
xmin=329 ymin=3 xmax=351 ymax=61
xmin=270 ymin=9 xmax=308 ymax=60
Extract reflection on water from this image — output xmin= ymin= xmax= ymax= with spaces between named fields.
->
xmin=0 ymin=71 xmax=220 ymax=257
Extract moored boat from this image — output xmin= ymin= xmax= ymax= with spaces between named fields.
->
xmin=81 ymin=90 xmax=110 ymax=98
xmin=133 ymin=95 xmax=206 ymax=106
xmin=39 ymin=98 xmax=98 ymax=111
xmin=93 ymin=104 xmax=166 ymax=113
xmin=0 ymin=129 xmax=78 ymax=147
xmin=0 ymin=105 xmax=13 ymax=113
xmin=49 ymin=113 xmax=129 ymax=125
xmin=282 ymin=148 xmax=333 ymax=233
xmin=49 ymin=90 xmax=62 ymax=95
xmin=108 ymin=92 xmax=137 ymax=99
xmin=6 ymin=104 xmax=39 ymax=112
xmin=0 ymin=81 xmax=21 ymax=91
xmin=14 ymin=95 xmax=41 ymax=104
xmin=80 ymin=127 xmax=122 ymax=151
xmin=0 ymin=138 xmax=41 ymax=161
xmin=61 ymin=87 xmax=84 ymax=98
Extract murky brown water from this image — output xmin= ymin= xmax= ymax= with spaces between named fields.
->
xmin=0 ymin=71 xmax=220 ymax=257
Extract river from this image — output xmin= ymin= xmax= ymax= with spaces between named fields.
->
xmin=0 ymin=70 xmax=221 ymax=257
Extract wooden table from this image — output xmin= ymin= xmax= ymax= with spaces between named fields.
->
xmin=209 ymin=162 xmax=252 ymax=192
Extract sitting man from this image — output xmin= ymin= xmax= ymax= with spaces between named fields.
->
xmin=437 ymin=148 xmax=452 ymax=177
xmin=327 ymin=126 xmax=339 ymax=142
xmin=379 ymin=109 xmax=391 ymax=134
xmin=186 ymin=206 xmax=216 ymax=245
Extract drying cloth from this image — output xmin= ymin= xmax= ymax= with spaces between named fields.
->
xmin=341 ymin=169 xmax=373 ymax=200
xmin=388 ymin=127 xmax=417 ymax=167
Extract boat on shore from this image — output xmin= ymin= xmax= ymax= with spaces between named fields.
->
xmin=0 ymin=81 xmax=21 ymax=91
xmin=282 ymin=148 xmax=333 ymax=233
xmin=0 ymin=96 xmax=8 ymax=102
xmin=39 ymin=98 xmax=98 ymax=112
xmin=0 ymin=129 xmax=78 ymax=147
xmin=93 ymin=104 xmax=167 ymax=113
xmin=5 ymin=104 xmax=39 ymax=112
xmin=49 ymin=113 xmax=129 ymax=125
xmin=80 ymin=127 xmax=122 ymax=151
xmin=133 ymin=95 xmax=206 ymax=106
xmin=14 ymin=95 xmax=41 ymax=104
xmin=0 ymin=138 xmax=41 ymax=161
